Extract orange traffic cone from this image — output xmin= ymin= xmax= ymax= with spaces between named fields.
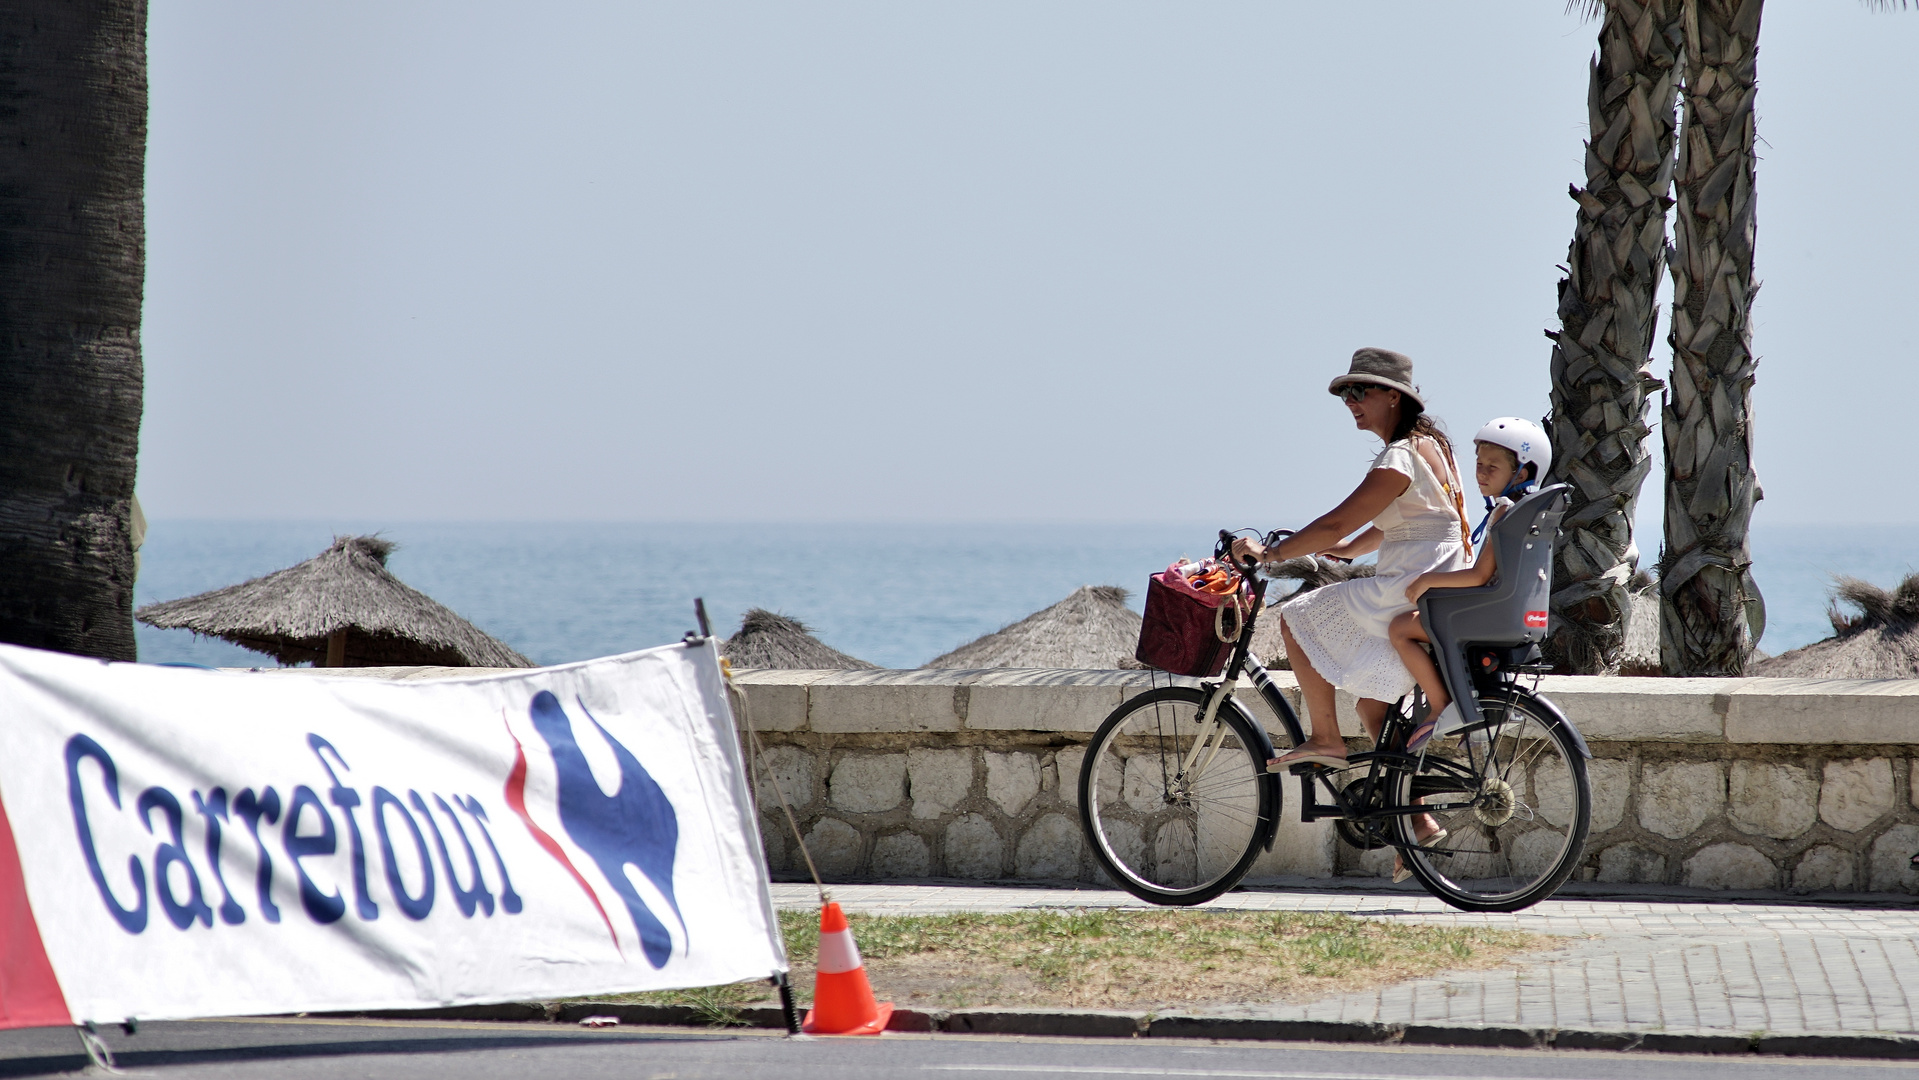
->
xmin=801 ymin=901 xmax=893 ymax=1035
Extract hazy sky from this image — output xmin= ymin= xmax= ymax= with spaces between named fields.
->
xmin=140 ymin=2 xmax=1919 ymax=534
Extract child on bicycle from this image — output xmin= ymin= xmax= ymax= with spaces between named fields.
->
xmin=1390 ymin=417 xmax=1552 ymax=752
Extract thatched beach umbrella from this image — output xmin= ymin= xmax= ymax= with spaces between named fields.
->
xmin=721 ymin=609 xmax=876 ymax=670
xmin=1754 ymin=573 xmax=1919 ymax=679
xmin=137 ymin=536 xmax=533 ymax=668
xmin=924 ymin=585 xmax=1141 ymax=669
xmin=1617 ymin=586 xmax=1662 ymax=676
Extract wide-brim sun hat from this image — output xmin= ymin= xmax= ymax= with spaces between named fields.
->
xmin=1328 ymin=347 xmax=1423 ymax=412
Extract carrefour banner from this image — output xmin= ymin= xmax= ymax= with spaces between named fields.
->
xmin=0 ymin=639 xmax=784 ymax=1030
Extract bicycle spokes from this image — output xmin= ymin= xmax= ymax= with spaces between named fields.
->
xmin=1080 ymin=686 xmax=1275 ymax=905
xmin=1393 ymin=692 xmax=1591 ymax=912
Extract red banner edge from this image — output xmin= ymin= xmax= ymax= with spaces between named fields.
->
xmin=0 ymin=788 xmax=73 ymax=1030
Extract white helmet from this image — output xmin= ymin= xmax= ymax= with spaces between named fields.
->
xmin=1473 ymin=417 xmax=1551 ymax=494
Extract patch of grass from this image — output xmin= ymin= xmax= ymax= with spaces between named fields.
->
xmin=580 ymin=907 xmax=1543 ymax=1016
xmin=771 ymin=907 xmax=1542 ymax=1011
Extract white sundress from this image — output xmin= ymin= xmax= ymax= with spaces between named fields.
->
xmin=1279 ymin=437 xmax=1471 ymax=703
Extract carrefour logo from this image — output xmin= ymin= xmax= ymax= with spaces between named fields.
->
xmin=64 ymin=691 xmax=684 ymax=969
xmin=66 ymin=732 xmax=524 ymax=935
xmin=504 ymin=691 xmax=684 ymax=968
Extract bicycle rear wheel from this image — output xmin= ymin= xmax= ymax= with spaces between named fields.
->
xmin=1078 ymin=686 xmax=1276 ymax=906
xmin=1393 ymin=690 xmax=1590 ymax=912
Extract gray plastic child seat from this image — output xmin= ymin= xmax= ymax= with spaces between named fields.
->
xmin=1415 ymin=482 xmax=1571 ymax=723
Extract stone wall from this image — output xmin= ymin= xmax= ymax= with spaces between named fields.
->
xmin=731 ymin=668 xmax=1919 ymax=894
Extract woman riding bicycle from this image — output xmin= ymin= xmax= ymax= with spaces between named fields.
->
xmin=1082 ymin=354 xmax=1590 ymax=910
xmin=1230 ymin=348 xmax=1472 ymax=771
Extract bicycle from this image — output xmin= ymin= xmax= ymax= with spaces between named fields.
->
xmin=1077 ymin=483 xmax=1592 ymax=913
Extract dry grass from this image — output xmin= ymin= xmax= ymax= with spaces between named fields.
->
xmin=610 ymin=907 xmax=1543 ymax=1018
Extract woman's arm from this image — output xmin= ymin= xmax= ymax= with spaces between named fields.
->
xmin=1324 ymin=527 xmax=1383 ymax=560
xmin=1232 ymin=468 xmax=1409 ymax=564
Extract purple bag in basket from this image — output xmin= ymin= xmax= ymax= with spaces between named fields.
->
xmin=1135 ymin=565 xmax=1252 ymax=678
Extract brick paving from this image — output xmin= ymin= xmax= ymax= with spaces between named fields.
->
xmin=769 ymin=880 xmax=1919 ymax=1036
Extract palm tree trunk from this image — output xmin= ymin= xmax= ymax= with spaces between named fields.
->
xmin=1659 ymin=0 xmax=1765 ymax=676
xmin=0 ymin=2 xmax=148 ymax=661
xmin=1544 ymin=0 xmax=1685 ymax=674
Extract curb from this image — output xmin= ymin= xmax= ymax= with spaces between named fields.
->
xmin=339 ymin=1002 xmax=1919 ymax=1059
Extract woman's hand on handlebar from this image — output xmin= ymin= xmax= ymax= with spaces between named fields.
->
xmin=1229 ymin=536 xmax=1266 ymax=569
xmin=1231 ymin=527 xmax=1308 ymax=569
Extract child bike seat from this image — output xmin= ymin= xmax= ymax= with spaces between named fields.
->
xmin=1416 ymin=483 xmax=1571 ymax=710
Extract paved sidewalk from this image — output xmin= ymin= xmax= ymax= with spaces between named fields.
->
xmin=769 ymin=881 xmax=1919 ymax=1037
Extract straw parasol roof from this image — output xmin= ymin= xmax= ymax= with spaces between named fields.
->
xmin=1616 ymin=584 xmax=1662 ymax=676
xmin=721 ymin=609 xmax=876 ymax=670
xmin=1753 ymin=573 xmax=1919 ymax=679
xmin=137 ymin=536 xmax=533 ymax=668
xmin=1247 ymin=605 xmax=1289 ymax=669
xmin=923 ymin=585 xmax=1142 ymax=669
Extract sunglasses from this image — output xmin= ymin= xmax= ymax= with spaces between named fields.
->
xmin=1337 ymin=384 xmax=1376 ymax=404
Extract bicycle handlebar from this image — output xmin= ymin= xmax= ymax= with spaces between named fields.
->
xmin=1216 ymin=529 xmax=1251 ymax=573
xmin=1216 ymin=528 xmax=1300 ymax=575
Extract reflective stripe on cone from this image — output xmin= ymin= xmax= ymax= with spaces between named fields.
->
xmin=817 ymin=929 xmax=862 ymax=975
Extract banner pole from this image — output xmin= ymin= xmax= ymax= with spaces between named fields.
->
xmin=717 ymin=613 xmax=821 ymax=1038
xmin=76 ymin=1024 xmax=117 ymax=1073
xmin=773 ymin=971 xmax=801 ymax=1035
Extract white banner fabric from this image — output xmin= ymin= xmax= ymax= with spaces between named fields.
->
xmin=0 ymin=639 xmax=785 ymax=1028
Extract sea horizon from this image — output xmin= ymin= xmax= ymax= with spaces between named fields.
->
xmin=133 ymin=519 xmax=1917 ymax=672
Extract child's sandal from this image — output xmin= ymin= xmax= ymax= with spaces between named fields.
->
xmin=1405 ymin=718 xmax=1439 ymax=753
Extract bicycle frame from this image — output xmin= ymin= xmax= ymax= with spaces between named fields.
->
xmin=1089 ymin=526 xmax=1595 ymax=911
xmin=1177 ymin=552 xmax=1501 ymax=854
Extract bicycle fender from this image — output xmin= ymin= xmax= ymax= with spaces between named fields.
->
xmin=1523 ymin=691 xmax=1591 ymax=759
xmin=1211 ymin=695 xmax=1287 ymax=852
xmin=1220 ymin=696 xmax=1279 ymax=761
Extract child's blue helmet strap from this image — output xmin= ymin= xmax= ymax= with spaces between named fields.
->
xmin=1472 ymin=497 xmax=1496 ymax=545
xmin=1471 ymin=481 xmax=1537 ymax=544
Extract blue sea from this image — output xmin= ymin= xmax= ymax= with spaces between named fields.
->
xmin=132 ymin=521 xmax=1917 ymax=670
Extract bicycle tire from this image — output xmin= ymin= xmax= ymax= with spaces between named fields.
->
xmin=1078 ymin=686 xmax=1277 ymax=906
xmin=1392 ymin=690 xmax=1590 ymax=912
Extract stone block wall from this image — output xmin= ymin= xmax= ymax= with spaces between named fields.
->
xmin=1569 ymin=749 xmax=1919 ymax=892
xmin=732 ymin=668 xmax=1919 ymax=894
xmin=1525 ymin=676 xmax=1919 ymax=892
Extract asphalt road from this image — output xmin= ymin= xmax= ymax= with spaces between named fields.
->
xmin=0 ymin=1019 xmax=1912 ymax=1080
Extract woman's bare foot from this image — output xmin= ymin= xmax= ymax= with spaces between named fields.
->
xmin=1267 ymin=741 xmax=1348 ymax=771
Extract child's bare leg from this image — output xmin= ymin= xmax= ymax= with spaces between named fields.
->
xmin=1389 ymin=610 xmax=1451 ymax=714
xmin=1384 ymin=614 xmax=1442 ymax=875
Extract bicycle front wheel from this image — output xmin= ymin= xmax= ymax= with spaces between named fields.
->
xmin=1393 ymin=691 xmax=1590 ymax=912
xmin=1078 ymin=686 xmax=1276 ymax=906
